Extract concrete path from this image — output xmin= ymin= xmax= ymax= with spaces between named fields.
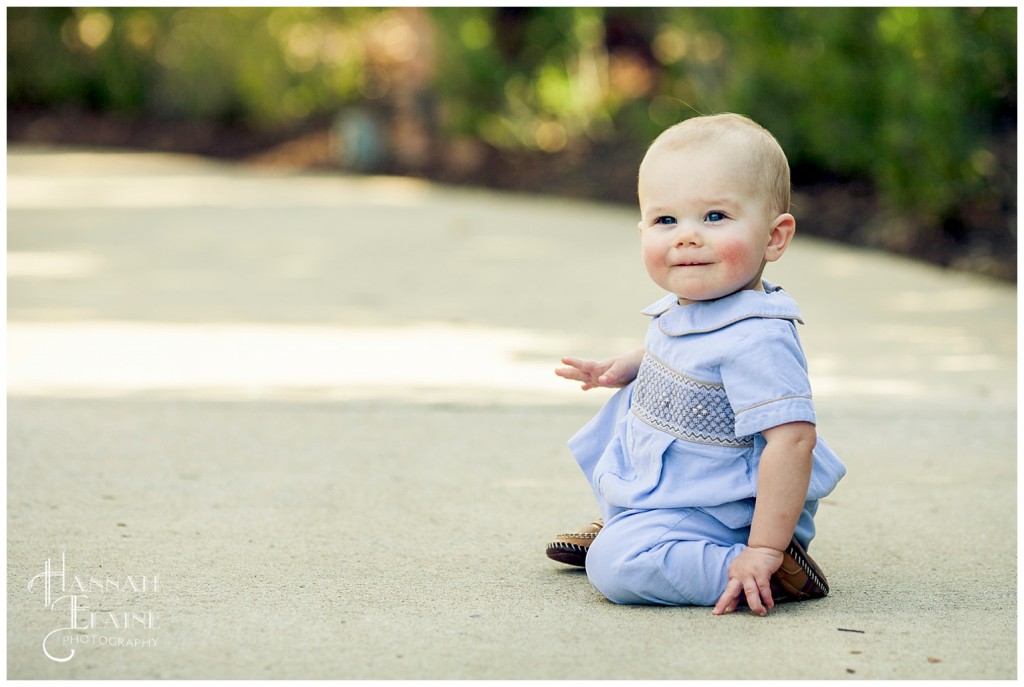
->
xmin=6 ymin=146 xmax=1016 ymax=679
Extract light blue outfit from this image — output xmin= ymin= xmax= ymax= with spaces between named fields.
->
xmin=568 ymin=282 xmax=846 ymax=606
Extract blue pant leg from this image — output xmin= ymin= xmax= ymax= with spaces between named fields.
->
xmin=585 ymin=508 xmax=748 ymax=606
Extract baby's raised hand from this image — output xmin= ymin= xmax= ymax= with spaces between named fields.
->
xmin=555 ymin=350 xmax=643 ymax=390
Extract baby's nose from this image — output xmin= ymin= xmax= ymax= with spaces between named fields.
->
xmin=673 ymin=223 xmax=702 ymax=246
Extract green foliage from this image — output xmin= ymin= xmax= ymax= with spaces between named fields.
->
xmin=7 ymin=6 xmax=1016 ymax=234
xmin=7 ymin=7 xmax=380 ymax=126
xmin=625 ymin=7 xmax=1015 ymax=223
xmin=430 ymin=7 xmax=615 ymax=150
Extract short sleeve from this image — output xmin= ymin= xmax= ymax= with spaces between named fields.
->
xmin=720 ymin=321 xmax=816 ymax=437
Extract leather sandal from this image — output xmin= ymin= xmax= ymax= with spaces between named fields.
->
xmin=770 ymin=537 xmax=830 ymax=603
xmin=545 ymin=519 xmax=604 ymax=567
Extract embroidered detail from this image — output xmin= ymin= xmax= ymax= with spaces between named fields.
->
xmin=631 ymin=353 xmax=755 ymax=448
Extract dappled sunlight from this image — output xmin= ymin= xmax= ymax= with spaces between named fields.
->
xmin=932 ymin=353 xmax=1001 ymax=372
xmin=804 ymin=313 xmax=1014 ymax=404
xmin=863 ymin=322 xmax=1002 ymax=356
xmin=811 ymin=375 xmax=929 ymax=398
xmin=7 ymin=320 xmax=589 ymax=404
xmin=9 ymin=315 xmax=1008 ymax=405
xmin=7 ymin=150 xmax=437 ymax=210
xmin=889 ymin=287 xmax=1000 ymax=313
xmin=7 ymin=147 xmax=1015 ymax=409
xmin=8 ymin=251 xmax=104 ymax=280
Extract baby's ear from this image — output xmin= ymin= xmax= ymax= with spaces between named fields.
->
xmin=765 ymin=213 xmax=796 ymax=263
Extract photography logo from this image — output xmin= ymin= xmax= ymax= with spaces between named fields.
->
xmin=27 ymin=551 xmax=161 ymax=663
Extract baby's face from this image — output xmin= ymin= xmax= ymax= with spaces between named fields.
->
xmin=637 ymin=140 xmax=781 ymax=305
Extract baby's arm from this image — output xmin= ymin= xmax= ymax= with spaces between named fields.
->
xmin=712 ymin=421 xmax=816 ymax=617
xmin=555 ymin=348 xmax=645 ymax=390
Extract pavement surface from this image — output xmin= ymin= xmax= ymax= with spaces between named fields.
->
xmin=6 ymin=146 xmax=1016 ymax=679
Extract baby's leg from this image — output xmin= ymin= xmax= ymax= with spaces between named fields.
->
xmin=584 ymin=507 xmax=748 ymax=606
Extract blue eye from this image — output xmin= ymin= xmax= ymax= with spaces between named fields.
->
xmin=705 ymin=211 xmax=727 ymax=222
xmin=656 ymin=216 xmax=677 ymax=225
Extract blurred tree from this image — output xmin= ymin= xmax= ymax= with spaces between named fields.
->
xmin=6 ymin=6 xmax=1016 ymax=275
xmin=431 ymin=7 xmax=617 ymax=152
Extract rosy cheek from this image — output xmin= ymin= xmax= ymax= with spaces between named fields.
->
xmin=715 ymin=239 xmax=756 ymax=276
xmin=641 ymin=241 xmax=664 ymax=266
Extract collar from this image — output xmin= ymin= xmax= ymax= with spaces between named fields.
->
xmin=640 ymin=280 xmax=804 ymax=336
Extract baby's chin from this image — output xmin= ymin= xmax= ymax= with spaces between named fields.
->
xmin=674 ymin=283 xmax=764 ymax=304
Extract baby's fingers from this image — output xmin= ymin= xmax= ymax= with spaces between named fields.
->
xmin=559 ymin=356 xmax=601 ymax=373
xmin=554 ymin=366 xmax=583 ymax=381
xmin=557 ymin=357 xmax=607 ymax=387
xmin=598 ymin=360 xmax=633 ymax=386
xmin=742 ymin=580 xmax=770 ymax=617
xmin=712 ymin=577 xmax=773 ymax=617
xmin=554 ymin=365 xmax=592 ymax=384
xmin=712 ymin=579 xmax=742 ymax=615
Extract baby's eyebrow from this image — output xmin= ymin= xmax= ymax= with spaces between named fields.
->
xmin=692 ymin=195 xmax=742 ymax=209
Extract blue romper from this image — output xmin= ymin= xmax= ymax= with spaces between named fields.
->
xmin=568 ymin=282 xmax=846 ymax=606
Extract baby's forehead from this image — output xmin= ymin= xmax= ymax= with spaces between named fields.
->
xmin=640 ymin=135 xmax=759 ymax=183
xmin=639 ymin=134 xmax=765 ymax=202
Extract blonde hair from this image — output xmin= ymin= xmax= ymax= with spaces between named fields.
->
xmin=642 ymin=113 xmax=791 ymax=217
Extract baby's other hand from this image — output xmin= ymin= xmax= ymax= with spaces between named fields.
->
xmin=711 ymin=546 xmax=784 ymax=617
xmin=555 ymin=352 xmax=641 ymax=390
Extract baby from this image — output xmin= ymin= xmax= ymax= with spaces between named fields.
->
xmin=548 ymin=113 xmax=846 ymax=616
